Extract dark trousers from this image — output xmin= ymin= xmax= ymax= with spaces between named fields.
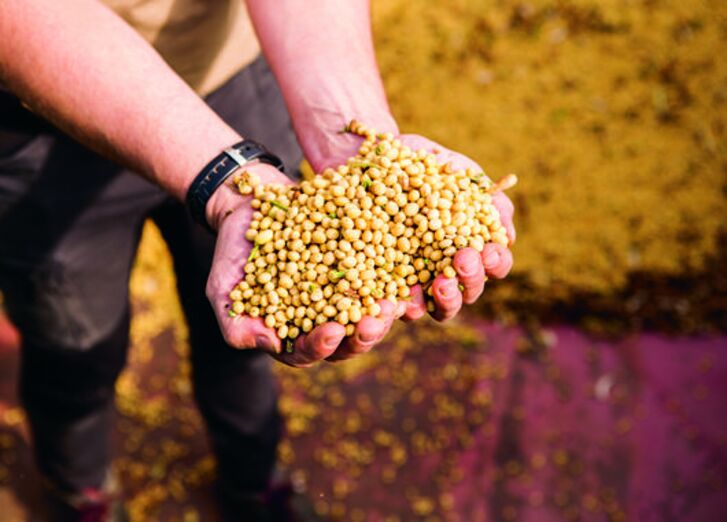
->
xmin=0 ymin=56 xmax=302 ymax=494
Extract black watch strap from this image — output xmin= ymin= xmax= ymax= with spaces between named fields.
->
xmin=186 ymin=139 xmax=285 ymax=230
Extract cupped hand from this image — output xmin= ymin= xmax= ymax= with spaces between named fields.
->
xmin=205 ymin=163 xmax=406 ymax=367
xmin=392 ymin=134 xmax=516 ymax=323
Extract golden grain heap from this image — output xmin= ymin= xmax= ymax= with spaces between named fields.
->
xmin=228 ymin=120 xmax=515 ymax=347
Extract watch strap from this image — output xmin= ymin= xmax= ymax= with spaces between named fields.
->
xmin=186 ymin=139 xmax=284 ymax=231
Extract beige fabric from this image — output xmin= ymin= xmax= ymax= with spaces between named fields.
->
xmin=103 ymin=0 xmax=260 ymax=96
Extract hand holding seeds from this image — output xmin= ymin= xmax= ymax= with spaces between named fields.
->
xmin=205 ymin=162 xmax=301 ymax=355
xmin=205 ymin=159 xmax=405 ymax=368
xmin=223 ymin=121 xmax=517 ymax=365
xmin=394 ymin=133 xmax=515 ymax=322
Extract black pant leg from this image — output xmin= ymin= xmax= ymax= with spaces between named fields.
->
xmin=152 ymin=199 xmax=284 ymax=493
xmin=19 ymin=311 xmax=132 ymax=492
xmin=0 ymin=123 xmax=165 ymax=492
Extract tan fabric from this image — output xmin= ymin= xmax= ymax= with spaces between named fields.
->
xmin=103 ymin=0 xmax=260 ymax=96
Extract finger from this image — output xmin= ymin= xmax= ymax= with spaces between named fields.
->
xmin=326 ymin=315 xmax=387 ymax=362
xmin=453 ymin=248 xmax=486 ymax=304
xmin=303 ymin=322 xmax=346 ymax=362
xmin=430 ymin=274 xmax=463 ymax=321
xmin=222 ymin=315 xmax=281 ymax=353
xmin=271 ymin=335 xmax=314 ymax=368
xmin=402 ymin=285 xmax=426 ymax=322
xmin=492 ymin=192 xmax=516 ymax=245
xmin=275 ymin=322 xmax=346 ymax=367
xmin=276 ymin=333 xmax=319 ymax=368
xmin=394 ymin=299 xmax=408 ymax=319
xmin=376 ymin=299 xmax=400 ymax=335
xmin=481 ymin=243 xmax=514 ymax=279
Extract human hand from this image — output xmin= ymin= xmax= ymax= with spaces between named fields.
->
xmin=205 ymin=163 xmax=407 ymax=367
xmin=391 ymin=134 xmax=516 ymax=323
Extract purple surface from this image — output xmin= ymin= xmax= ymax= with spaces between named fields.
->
xmin=282 ymin=322 xmax=727 ymax=521
xmin=0 ymin=316 xmax=726 ymax=521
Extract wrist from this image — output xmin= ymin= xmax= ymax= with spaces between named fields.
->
xmin=187 ymin=139 xmax=287 ymax=231
xmin=295 ymin=109 xmax=399 ymax=172
xmin=205 ymin=179 xmax=248 ymax=231
xmin=161 ymin=127 xmax=242 ymax=202
xmin=205 ymin=162 xmax=293 ymax=231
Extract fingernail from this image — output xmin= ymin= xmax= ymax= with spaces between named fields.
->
xmin=357 ymin=330 xmax=378 ymax=344
xmin=438 ymin=284 xmax=453 ymax=299
xmin=324 ymin=335 xmax=340 ymax=349
xmin=458 ymin=260 xmax=477 ymax=277
xmin=485 ymin=250 xmax=500 ymax=267
xmin=256 ymin=334 xmax=274 ymax=352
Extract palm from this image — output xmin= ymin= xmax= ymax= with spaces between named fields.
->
xmin=206 ymin=203 xmax=267 ymax=346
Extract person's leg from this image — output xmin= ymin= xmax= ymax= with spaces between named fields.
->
xmin=0 ymin=115 xmax=164 ymax=503
xmin=152 ymin=55 xmax=303 ymax=498
xmin=153 ymin=199 xmax=283 ymax=491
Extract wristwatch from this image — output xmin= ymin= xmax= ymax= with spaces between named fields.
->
xmin=186 ymin=139 xmax=285 ymax=230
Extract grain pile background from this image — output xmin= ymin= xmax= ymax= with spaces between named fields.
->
xmin=371 ymin=0 xmax=726 ymax=332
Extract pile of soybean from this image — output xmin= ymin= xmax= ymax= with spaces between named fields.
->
xmin=229 ymin=121 xmax=516 ymax=347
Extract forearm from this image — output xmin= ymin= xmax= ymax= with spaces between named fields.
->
xmin=245 ymin=0 xmax=397 ymax=170
xmin=0 ymin=0 xmax=240 ymax=200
